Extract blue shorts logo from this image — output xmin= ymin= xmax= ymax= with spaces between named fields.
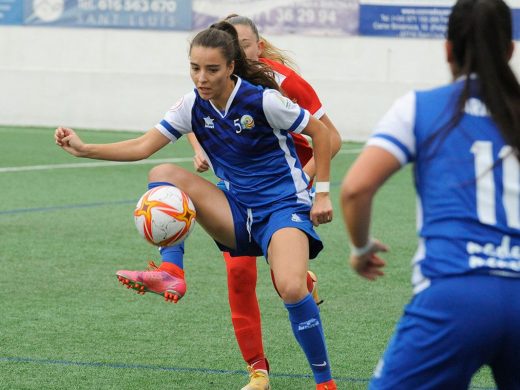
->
xmin=291 ymin=213 xmax=302 ymax=222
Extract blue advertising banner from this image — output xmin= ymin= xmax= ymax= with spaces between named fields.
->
xmin=359 ymin=1 xmax=451 ymax=38
xmin=0 ymin=0 xmax=23 ymax=24
xmin=192 ymin=0 xmax=359 ymax=36
xmin=360 ymin=0 xmax=520 ymax=39
xmin=23 ymin=0 xmax=192 ymax=29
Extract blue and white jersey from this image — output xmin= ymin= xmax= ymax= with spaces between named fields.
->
xmin=368 ymin=78 xmax=520 ymax=293
xmin=155 ymin=76 xmax=312 ymax=208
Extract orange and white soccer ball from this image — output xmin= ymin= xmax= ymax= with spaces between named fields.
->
xmin=134 ymin=186 xmax=196 ymax=247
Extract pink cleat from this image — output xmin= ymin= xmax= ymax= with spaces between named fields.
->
xmin=116 ymin=261 xmax=186 ymax=303
xmin=316 ymin=379 xmax=337 ymax=390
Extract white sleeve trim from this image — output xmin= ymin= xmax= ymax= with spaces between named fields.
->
xmin=155 ymin=125 xmax=177 ymax=142
xmin=291 ymin=111 xmax=310 ymax=134
xmin=313 ymin=106 xmax=325 ymax=120
xmin=366 ymin=137 xmax=408 ymax=166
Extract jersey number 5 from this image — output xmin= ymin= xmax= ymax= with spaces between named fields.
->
xmin=471 ymin=141 xmax=520 ymax=228
xmin=234 ymin=119 xmax=242 ymax=134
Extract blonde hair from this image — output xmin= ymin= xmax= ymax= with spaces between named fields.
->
xmin=260 ymin=36 xmax=299 ymax=73
xmin=224 ymin=14 xmax=299 ymax=73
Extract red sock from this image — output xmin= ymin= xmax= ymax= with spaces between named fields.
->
xmin=224 ymin=252 xmax=268 ymax=370
xmin=306 ymin=272 xmax=314 ymax=293
xmin=270 ymin=269 xmax=314 ymax=297
xmin=250 ymin=357 xmax=270 ymax=372
xmin=159 ymin=262 xmax=185 ymax=279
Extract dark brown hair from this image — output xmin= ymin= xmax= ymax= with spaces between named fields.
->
xmin=190 ymin=21 xmax=280 ymax=91
xmin=448 ymin=0 xmax=520 ymax=157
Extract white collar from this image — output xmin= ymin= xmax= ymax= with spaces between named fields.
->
xmin=209 ymin=75 xmax=242 ymax=118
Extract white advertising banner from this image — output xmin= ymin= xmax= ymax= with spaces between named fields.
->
xmin=192 ymin=0 xmax=359 ymax=35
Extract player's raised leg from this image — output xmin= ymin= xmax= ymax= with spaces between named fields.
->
xmin=116 ymin=180 xmax=190 ymax=302
xmin=148 ymin=164 xmax=236 ymax=246
xmin=117 ymin=163 xmax=237 ymax=302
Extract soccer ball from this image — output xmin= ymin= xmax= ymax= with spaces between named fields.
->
xmin=134 ymin=186 xmax=196 ymax=247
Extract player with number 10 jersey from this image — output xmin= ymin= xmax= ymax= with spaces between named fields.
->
xmin=369 ymin=79 xmax=520 ymax=293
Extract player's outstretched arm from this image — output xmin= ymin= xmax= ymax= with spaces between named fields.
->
xmin=54 ymin=127 xmax=170 ymax=161
xmin=341 ymin=146 xmax=400 ymax=279
xmin=186 ymin=133 xmax=210 ymax=172
xmin=349 ymin=239 xmax=388 ymax=281
xmin=301 ymin=114 xmax=342 ymax=181
xmin=319 ymin=114 xmax=342 ymax=158
xmin=302 ymin=116 xmax=332 ymax=226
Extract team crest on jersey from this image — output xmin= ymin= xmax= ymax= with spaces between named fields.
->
xmin=203 ymin=116 xmax=215 ymax=129
xmin=240 ymin=115 xmax=255 ymax=130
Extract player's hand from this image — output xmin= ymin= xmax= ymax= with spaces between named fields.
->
xmin=350 ymin=239 xmax=388 ymax=281
xmin=54 ymin=127 xmax=87 ymax=157
xmin=193 ymin=151 xmax=209 ymax=172
xmin=310 ymin=193 xmax=333 ymax=226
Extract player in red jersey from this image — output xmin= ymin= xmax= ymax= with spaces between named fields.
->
xmin=189 ymin=15 xmax=342 ymax=390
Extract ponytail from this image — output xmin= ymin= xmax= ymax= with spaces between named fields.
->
xmin=448 ymin=0 xmax=520 ymax=158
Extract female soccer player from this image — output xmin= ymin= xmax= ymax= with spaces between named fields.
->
xmin=341 ymin=0 xmax=520 ymax=388
xmin=186 ymin=15 xmax=342 ymax=390
xmin=55 ymin=21 xmax=337 ymax=390
xmin=118 ymin=15 xmax=342 ymax=389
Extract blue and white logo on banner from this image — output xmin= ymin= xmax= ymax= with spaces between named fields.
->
xmin=23 ymin=0 xmax=192 ymax=29
xmin=0 ymin=0 xmax=23 ymax=24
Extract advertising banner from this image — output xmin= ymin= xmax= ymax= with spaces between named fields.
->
xmin=0 ymin=0 xmax=23 ymax=24
xmin=360 ymin=0 xmax=520 ymax=39
xmin=23 ymin=0 xmax=192 ymax=29
xmin=192 ymin=0 xmax=359 ymax=36
xmin=2 ymin=0 xmax=519 ymax=38
xmin=359 ymin=0 xmax=452 ymax=38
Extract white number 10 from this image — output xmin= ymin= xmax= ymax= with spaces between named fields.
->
xmin=471 ymin=141 xmax=520 ymax=228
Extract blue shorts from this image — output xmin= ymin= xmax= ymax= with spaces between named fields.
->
xmin=369 ymin=275 xmax=520 ymax=389
xmin=215 ymin=187 xmax=323 ymax=260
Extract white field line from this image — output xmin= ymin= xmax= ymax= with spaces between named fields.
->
xmin=0 ymin=148 xmax=362 ymax=174
xmin=339 ymin=148 xmax=363 ymax=155
xmin=0 ymin=157 xmax=193 ymax=173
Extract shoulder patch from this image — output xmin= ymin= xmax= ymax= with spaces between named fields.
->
xmin=170 ymin=97 xmax=184 ymax=112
